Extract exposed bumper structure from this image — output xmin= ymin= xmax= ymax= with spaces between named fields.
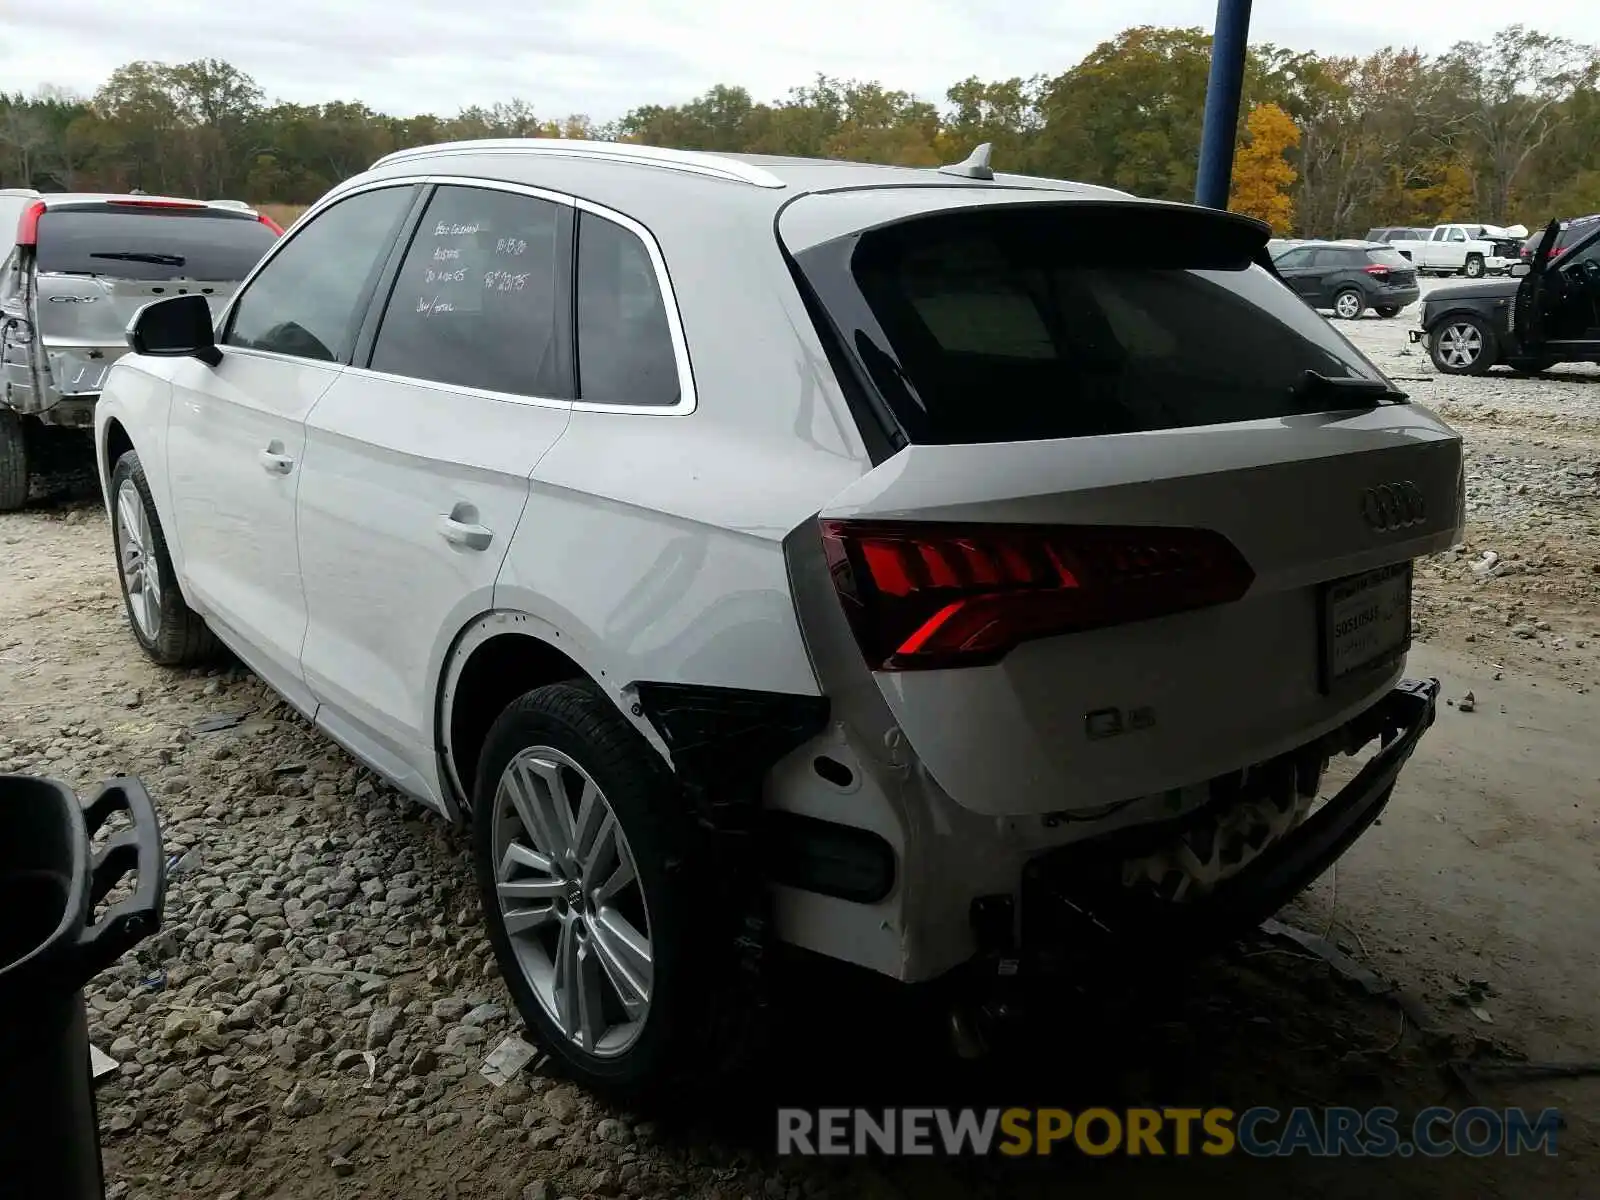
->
xmin=1019 ymin=678 xmax=1439 ymax=962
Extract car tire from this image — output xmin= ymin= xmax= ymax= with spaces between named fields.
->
xmin=1428 ymin=316 xmax=1497 ymax=376
xmin=1464 ymin=255 xmax=1485 ymax=278
xmin=0 ymin=407 xmax=29 ymax=512
xmin=109 ymin=450 xmax=219 ymax=665
xmin=473 ymin=680 xmax=730 ymax=1097
xmin=1375 ymin=306 xmax=1401 ymax=318
xmin=1332 ymin=288 xmax=1365 ymax=320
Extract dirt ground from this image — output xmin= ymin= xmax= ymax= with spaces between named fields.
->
xmin=1 ymin=292 xmax=1597 ymax=1198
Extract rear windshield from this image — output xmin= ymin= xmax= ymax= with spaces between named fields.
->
xmin=35 ymin=208 xmax=278 ymax=281
xmin=1367 ymin=248 xmax=1412 ymax=268
xmin=796 ymin=208 xmax=1390 ymax=445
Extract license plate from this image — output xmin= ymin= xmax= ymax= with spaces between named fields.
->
xmin=1320 ymin=563 xmax=1412 ymax=690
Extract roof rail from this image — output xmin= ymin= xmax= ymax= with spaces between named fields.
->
xmin=369 ymin=139 xmax=787 ymax=189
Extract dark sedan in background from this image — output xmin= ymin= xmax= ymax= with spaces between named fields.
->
xmin=1271 ymin=240 xmax=1421 ymax=319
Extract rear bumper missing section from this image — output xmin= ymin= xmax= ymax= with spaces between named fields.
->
xmin=1019 ymin=677 xmax=1440 ymax=962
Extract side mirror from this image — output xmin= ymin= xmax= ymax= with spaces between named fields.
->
xmin=1509 ymin=263 xmax=1532 ymax=278
xmin=126 ymin=294 xmax=221 ymax=366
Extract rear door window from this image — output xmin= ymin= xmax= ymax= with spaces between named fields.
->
xmin=1367 ymin=248 xmax=1412 ymax=269
xmin=367 ymin=184 xmax=566 ymax=398
xmin=34 ymin=208 xmax=279 ymax=281
xmin=792 ymin=206 xmax=1391 ymax=445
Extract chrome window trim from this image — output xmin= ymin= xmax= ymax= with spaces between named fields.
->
xmin=216 ymin=173 xmax=697 ymax=417
xmin=338 ymin=362 xmax=571 ymax=412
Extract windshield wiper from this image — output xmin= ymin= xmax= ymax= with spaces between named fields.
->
xmin=1296 ymin=370 xmax=1408 ymax=405
xmin=89 ymin=251 xmax=186 ymax=266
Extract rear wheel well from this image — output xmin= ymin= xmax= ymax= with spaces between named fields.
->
xmin=103 ymin=418 xmax=133 ymax=492
xmin=445 ymin=631 xmax=588 ymax=809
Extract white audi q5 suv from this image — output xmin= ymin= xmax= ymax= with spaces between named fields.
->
xmin=95 ymin=138 xmax=1461 ymax=1091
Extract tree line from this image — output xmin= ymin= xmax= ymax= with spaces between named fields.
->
xmin=2 ymin=23 xmax=1596 ymax=236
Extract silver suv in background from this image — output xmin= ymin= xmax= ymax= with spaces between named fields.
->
xmin=0 ymin=193 xmax=281 ymax=509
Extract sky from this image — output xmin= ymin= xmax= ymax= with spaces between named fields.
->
xmin=2 ymin=0 xmax=1598 ymax=122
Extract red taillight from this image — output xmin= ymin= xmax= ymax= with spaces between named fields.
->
xmin=15 ymin=200 xmax=45 ymax=247
xmin=1363 ymin=264 xmax=1389 ymax=276
xmin=819 ymin=520 xmax=1255 ymax=671
xmin=258 ymin=213 xmax=284 ymax=236
xmin=1550 ymin=246 xmax=1566 ymax=258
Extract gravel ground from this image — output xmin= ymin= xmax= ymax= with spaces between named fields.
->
xmin=1 ymin=283 xmax=1596 ymax=1199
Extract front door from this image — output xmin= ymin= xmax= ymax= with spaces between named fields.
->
xmin=1271 ymin=246 xmax=1319 ymax=303
xmin=163 ymin=184 xmax=419 ymax=711
xmin=295 ymin=182 xmax=573 ymax=806
xmin=1544 ymin=229 xmax=1600 ymax=349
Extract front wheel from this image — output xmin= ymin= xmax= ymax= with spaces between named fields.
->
xmin=0 ymin=407 xmax=29 ymax=512
xmin=1464 ymin=255 xmax=1485 ymax=278
xmin=1332 ymin=288 xmax=1365 ymax=320
xmin=473 ymin=681 xmax=721 ymax=1096
xmin=109 ymin=450 xmax=219 ymax=665
xmin=1429 ymin=317 xmax=1496 ymax=375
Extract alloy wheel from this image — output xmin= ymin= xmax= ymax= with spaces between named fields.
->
xmin=491 ymin=746 xmax=653 ymax=1058
xmin=1438 ymin=322 xmax=1483 ymax=369
xmin=1334 ymin=291 xmax=1363 ymax=319
xmin=115 ymin=478 xmax=162 ymax=640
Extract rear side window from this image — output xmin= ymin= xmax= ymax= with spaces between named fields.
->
xmin=1367 ymin=248 xmax=1411 ymax=268
xmin=34 ymin=208 xmax=278 ymax=281
xmin=369 ymin=185 xmax=564 ymax=398
xmin=794 ymin=207 xmax=1390 ymax=445
xmin=575 ymin=212 xmax=680 ymax=407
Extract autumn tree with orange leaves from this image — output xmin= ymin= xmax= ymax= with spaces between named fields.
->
xmin=1229 ymin=102 xmax=1300 ymax=232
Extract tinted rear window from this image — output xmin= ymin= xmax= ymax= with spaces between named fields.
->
xmin=797 ymin=208 xmax=1390 ymax=445
xmin=35 ymin=208 xmax=278 ymax=281
xmin=1367 ymin=248 xmax=1412 ymax=268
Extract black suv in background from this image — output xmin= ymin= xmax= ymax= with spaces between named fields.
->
xmin=1271 ymin=240 xmax=1421 ymax=319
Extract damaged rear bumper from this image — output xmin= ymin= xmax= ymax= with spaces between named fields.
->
xmin=1018 ymin=677 xmax=1440 ymax=964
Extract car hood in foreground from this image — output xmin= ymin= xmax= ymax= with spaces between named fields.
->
xmin=1426 ymin=278 xmax=1520 ymax=305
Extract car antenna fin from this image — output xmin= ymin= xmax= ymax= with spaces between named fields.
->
xmin=938 ymin=142 xmax=995 ymax=181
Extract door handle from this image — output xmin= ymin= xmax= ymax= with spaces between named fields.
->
xmin=438 ymin=515 xmax=493 ymax=551
xmin=258 ymin=443 xmax=294 ymax=475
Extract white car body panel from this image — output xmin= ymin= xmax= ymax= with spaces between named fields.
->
xmin=815 ymin=407 xmax=1460 ymax=818
xmin=294 ymin=367 xmax=571 ymax=807
xmin=163 ymin=347 xmax=331 ymax=716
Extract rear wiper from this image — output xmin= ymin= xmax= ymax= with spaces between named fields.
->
xmin=1296 ymin=370 xmax=1408 ymax=405
xmin=89 ymin=251 xmax=186 ymax=266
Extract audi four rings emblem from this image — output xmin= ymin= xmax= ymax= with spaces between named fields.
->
xmin=1361 ymin=481 xmax=1427 ymax=532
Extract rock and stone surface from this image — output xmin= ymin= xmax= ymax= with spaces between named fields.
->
xmin=1 ymin=288 xmax=1593 ymax=1198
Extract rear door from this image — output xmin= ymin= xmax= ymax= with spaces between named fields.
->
xmin=294 ymin=182 xmax=573 ymax=803
xmin=164 ymin=184 xmax=419 ymax=712
xmin=783 ymin=197 xmax=1463 ymax=817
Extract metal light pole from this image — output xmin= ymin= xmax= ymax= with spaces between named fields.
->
xmin=1194 ymin=0 xmax=1254 ymax=209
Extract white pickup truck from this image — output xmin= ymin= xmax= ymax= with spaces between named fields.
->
xmin=1389 ymin=223 xmax=1528 ymax=278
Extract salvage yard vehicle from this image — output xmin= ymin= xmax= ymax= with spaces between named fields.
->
xmin=1389 ymin=222 xmax=1526 ymax=277
xmin=95 ymin=139 xmax=1459 ymax=1092
xmin=1270 ymin=239 xmax=1420 ymax=318
xmin=1412 ymin=216 xmax=1600 ymax=375
xmin=0 ymin=193 xmax=281 ymax=509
